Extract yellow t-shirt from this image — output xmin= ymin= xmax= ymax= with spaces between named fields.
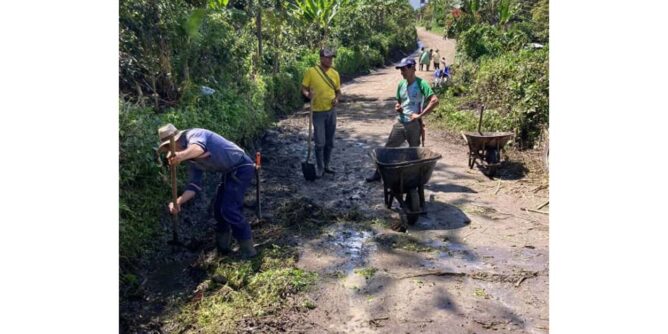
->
xmin=302 ymin=66 xmax=341 ymax=112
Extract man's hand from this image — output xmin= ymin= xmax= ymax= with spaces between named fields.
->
xmin=332 ymin=97 xmax=339 ymax=107
xmin=410 ymin=113 xmax=421 ymax=121
xmin=168 ymin=201 xmax=181 ymax=215
xmin=167 ymin=151 xmax=182 ymax=166
xmin=395 ymin=102 xmax=403 ymax=113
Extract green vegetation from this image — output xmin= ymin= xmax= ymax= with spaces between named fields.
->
xmin=354 ymin=267 xmax=378 ymax=280
xmin=419 ymin=0 xmax=549 ymax=147
xmin=374 ymin=233 xmax=436 ymax=253
xmin=171 ymin=245 xmax=318 ymax=333
xmin=119 ymin=0 xmax=418 ymax=286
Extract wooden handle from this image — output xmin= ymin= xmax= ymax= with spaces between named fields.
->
xmin=477 ymin=104 xmax=485 ymax=135
xmin=307 ymin=89 xmax=313 ymax=161
xmin=255 ymin=151 xmax=261 ymax=169
xmin=169 ymin=136 xmax=178 ymax=209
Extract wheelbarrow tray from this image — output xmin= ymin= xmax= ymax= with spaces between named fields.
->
xmin=462 ymin=131 xmax=514 ymax=175
xmin=462 ymin=132 xmax=514 ymax=151
xmin=371 ymin=147 xmax=442 ymax=195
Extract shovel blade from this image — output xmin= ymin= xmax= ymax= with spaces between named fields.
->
xmin=301 ymin=161 xmax=316 ymax=181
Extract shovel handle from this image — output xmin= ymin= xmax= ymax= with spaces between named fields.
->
xmin=307 ymin=89 xmax=314 ymax=161
xmin=477 ymin=104 xmax=485 ymax=135
xmin=169 ymin=136 xmax=178 ymax=209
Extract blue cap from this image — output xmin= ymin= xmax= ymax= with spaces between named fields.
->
xmin=395 ymin=57 xmax=416 ymax=69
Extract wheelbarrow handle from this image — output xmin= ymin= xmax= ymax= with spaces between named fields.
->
xmin=477 ymin=104 xmax=485 ymax=135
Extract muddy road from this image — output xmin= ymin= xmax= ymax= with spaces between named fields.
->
xmin=121 ymin=29 xmax=549 ymax=334
xmin=254 ymin=29 xmax=549 ymax=333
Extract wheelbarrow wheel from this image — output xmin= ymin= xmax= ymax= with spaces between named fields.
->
xmin=484 ymin=164 xmax=498 ymax=177
xmin=468 ymin=154 xmax=475 ymax=169
xmin=406 ymin=189 xmax=420 ymax=225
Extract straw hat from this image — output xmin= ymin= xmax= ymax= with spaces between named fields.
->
xmin=157 ymin=123 xmax=184 ymax=153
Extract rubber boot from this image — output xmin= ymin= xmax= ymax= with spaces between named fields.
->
xmin=324 ymin=146 xmax=335 ymax=174
xmin=366 ymin=169 xmax=381 ymax=182
xmin=238 ymin=238 xmax=257 ymax=259
xmin=315 ymin=148 xmax=325 ymax=178
xmin=215 ymin=228 xmax=232 ymax=254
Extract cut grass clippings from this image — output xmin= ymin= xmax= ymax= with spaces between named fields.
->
xmin=167 ymin=245 xmax=317 ymax=333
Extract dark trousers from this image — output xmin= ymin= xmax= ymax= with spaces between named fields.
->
xmin=386 ymin=121 xmax=421 ymax=148
xmin=213 ymin=162 xmax=254 ymax=241
xmin=312 ymin=108 xmax=337 ymax=169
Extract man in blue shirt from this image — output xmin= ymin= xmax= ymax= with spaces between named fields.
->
xmin=366 ymin=58 xmax=439 ymax=182
xmin=158 ymin=124 xmax=257 ymax=258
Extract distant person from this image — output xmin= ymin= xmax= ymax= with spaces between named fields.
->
xmin=301 ymin=47 xmax=341 ymax=178
xmin=433 ymin=68 xmax=445 ymax=88
xmin=418 ymin=47 xmax=427 ymax=71
xmin=440 ymin=56 xmax=447 ymax=69
xmin=158 ymin=124 xmax=257 ymax=258
xmin=422 ymin=49 xmax=432 ymax=71
xmin=433 ymin=49 xmax=441 ymax=70
xmin=366 ymin=58 xmax=439 ymax=182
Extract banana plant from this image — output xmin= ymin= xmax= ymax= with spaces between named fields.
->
xmin=498 ymin=0 xmax=513 ymax=26
xmin=208 ymin=0 xmax=229 ymax=9
xmin=290 ymin=0 xmax=349 ymax=43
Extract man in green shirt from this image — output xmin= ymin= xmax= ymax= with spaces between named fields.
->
xmin=366 ymin=57 xmax=439 ymax=182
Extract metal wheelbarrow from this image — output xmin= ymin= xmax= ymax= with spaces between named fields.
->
xmin=461 ymin=105 xmax=514 ymax=177
xmin=371 ymin=147 xmax=442 ymax=231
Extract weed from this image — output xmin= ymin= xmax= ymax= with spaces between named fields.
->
xmin=354 ymin=267 xmax=378 ymax=280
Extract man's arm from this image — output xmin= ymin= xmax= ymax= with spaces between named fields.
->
xmin=411 ymin=94 xmax=439 ymax=120
xmin=332 ymin=89 xmax=341 ymax=107
xmin=168 ymin=144 xmax=205 ymax=166
xmin=301 ymin=85 xmax=311 ymax=99
xmin=169 ymin=190 xmax=196 ymax=215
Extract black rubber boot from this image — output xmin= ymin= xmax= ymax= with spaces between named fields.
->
xmin=216 ymin=228 xmax=232 ymax=254
xmin=324 ymin=146 xmax=335 ymax=174
xmin=315 ymin=148 xmax=325 ymax=178
xmin=238 ymin=238 xmax=257 ymax=259
xmin=365 ymin=169 xmax=381 ymax=182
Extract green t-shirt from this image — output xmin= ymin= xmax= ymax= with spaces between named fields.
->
xmin=396 ymin=77 xmax=434 ymax=123
xmin=419 ymin=51 xmax=430 ymax=64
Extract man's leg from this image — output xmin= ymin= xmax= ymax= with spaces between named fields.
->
xmin=312 ymin=111 xmax=328 ymax=177
xmin=221 ymin=164 xmax=256 ymax=258
xmin=324 ymin=109 xmax=337 ymax=173
xmin=213 ymin=177 xmax=232 ymax=253
xmin=405 ymin=121 xmax=422 ymax=147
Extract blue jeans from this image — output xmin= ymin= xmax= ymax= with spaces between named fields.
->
xmin=213 ymin=161 xmax=254 ymax=241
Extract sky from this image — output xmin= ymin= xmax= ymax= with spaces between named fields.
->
xmin=409 ymin=0 xmax=425 ymax=9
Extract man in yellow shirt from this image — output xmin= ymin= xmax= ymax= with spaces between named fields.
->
xmin=301 ymin=47 xmax=342 ymax=178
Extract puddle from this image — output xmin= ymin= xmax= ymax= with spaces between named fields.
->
xmin=326 ymin=227 xmax=376 ymax=273
xmin=302 ymin=225 xmax=377 ymax=276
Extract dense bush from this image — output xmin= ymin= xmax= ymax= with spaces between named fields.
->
xmin=421 ymin=0 xmax=548 ymax=149
xmin=434 ymin=47 xmax=548 ymax=146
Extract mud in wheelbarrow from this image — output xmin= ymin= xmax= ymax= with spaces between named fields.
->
xmin=461 ymin=131 xmax=513 ymax=177
xmin=371 ymin=147 xmax=442 ymax=232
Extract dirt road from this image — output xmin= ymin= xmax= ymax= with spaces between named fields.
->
xmin=254 ymin=29 xmax=549 ymax=333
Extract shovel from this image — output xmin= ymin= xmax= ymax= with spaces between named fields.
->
xmin=301 ymin=91 xmax=316 ymax=181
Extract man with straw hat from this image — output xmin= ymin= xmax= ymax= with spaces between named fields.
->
xmin=158 ymin=124 xmax=257 ymax=258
